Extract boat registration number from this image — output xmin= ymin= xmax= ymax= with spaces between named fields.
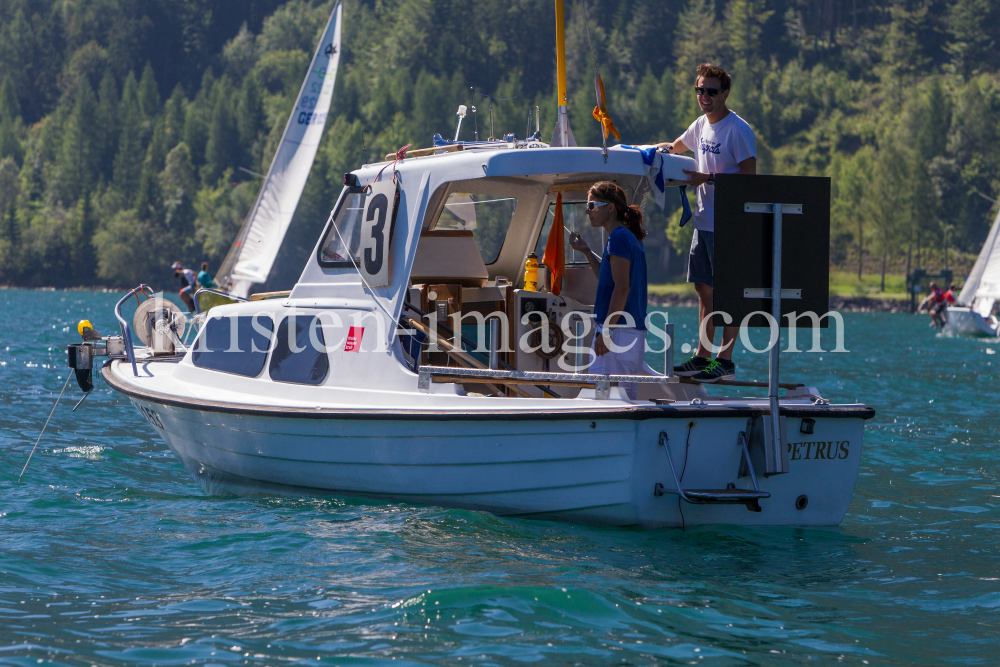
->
xmin=131 ymin=400 xmax=164 ymax=430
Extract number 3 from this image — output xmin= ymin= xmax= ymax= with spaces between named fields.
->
xmin=364 ymin=193 xmax=388 ymax=275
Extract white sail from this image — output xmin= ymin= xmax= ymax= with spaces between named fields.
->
xmin=218 ymin=2 xmax=343 ymax=298
xmin=958 ymin=206 xmax=1000 ymax=316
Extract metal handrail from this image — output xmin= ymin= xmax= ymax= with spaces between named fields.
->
xmin=192 ymin=287 xmax=248 ymax=315
xmin=114 ymin=285 xmax=155 ymax=377
xmin=419 ymin=365 xmax=676 ymax=385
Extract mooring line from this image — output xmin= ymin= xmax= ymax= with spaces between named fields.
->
xmin=18 ymin=374 xmax=71 ymax=482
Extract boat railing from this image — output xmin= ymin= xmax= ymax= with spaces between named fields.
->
xmin=417 ymin=365 xmax=677 ymax=399
xmin=114 ymin=285 xmax=156 ymax=377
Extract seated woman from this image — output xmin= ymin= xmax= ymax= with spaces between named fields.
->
xmin=569 ymin=181 xmax=648 ymax=399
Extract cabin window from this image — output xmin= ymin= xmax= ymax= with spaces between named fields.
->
xmin=192 ymin=315 xmax=274 ymax=377
xmin=317 ymin=187 xmax=366 ymax=267
xmin=534 ymin=200 xmax=607 ymax=265
xmin=268 ymin=315 xmax=330 ymax=385
xmin=434 ymin=193 xmax=517 ymax=265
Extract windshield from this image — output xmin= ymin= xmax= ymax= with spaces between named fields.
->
xmin=317 ymin=189 xmax=366 ymax=267
xmin=434 ymin=192 xmax=517 ymax=265
xmin=534 ymin=200 xmax=606 ymax=264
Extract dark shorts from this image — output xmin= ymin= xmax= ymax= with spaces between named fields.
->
xmin=687 ymin=229 xmax=714 ymax=287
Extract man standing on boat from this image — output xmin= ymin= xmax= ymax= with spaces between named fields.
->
xmin=658 ymin=63 xmax=757 ymax=383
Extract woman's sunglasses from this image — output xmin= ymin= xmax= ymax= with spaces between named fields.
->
xmin=586 ymin=201 xmax=610 ymax=211
xmin=695 ymin=86 xmax=721 ymax=97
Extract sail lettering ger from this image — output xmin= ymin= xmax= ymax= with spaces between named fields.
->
xmin=787 ymin=441 xmax=850 ymax=460
xmin=298 ymin=112 xmax=328 ymax=125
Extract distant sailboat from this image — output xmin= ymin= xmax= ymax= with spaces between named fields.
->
xmin=946 ymin=206 xmax=1000 ymax=337
xmin=216 ymin=2 xmax=343 ymax=298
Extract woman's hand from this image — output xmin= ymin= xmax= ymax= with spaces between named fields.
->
xmin=568 ymin=232 xmax=590 ymax=254
xmin=594 ymin=331 xmax=610 ymax=357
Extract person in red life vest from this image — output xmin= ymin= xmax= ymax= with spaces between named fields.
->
xmin=918 ymin=281 xmax=947 ymax=328
xmin=944 ymin=283 xmax=958 ymax=304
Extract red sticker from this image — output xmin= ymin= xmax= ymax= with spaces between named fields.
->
xmin=344 ymin=326 xmax=364 ymax=352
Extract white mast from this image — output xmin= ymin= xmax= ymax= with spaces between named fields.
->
xmin=217 ymin=2 xmax=343 ymax=297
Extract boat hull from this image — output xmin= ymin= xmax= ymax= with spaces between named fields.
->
xmin=126 ymin=395 xmax=866 ymax=529
xmin=945 ymin=307 xmax=998 ymax=337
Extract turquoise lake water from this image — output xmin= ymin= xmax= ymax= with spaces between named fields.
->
xmin=1 ymin=288 xmax=999 ymax=666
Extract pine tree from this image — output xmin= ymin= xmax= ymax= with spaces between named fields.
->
xmin=944 ymin=0 xmax=992 ymax=79
xmin=159 ymin=142 xmax=197 ymax=242
xmin=673 ymin=0 xmax=718 ymax=124
xmin=163 ymin=84 xmax=187 ymax=150
xmin=202 ymin=79 xmax=239 ymax=184
xmin=183 ymin=70 xmax=215 ymax=168
xmin=57 ymin=78 xmax=99 ymax=203
xmin=96 ymin=70 xmax=119 ymax=180
xmin=0 ymin=75 xmax=23 ymax=165
xmin=138 ymin=63 xmax=162 ymax=119
xmin=236 ymin=74 xmax=265 ymax=171
xmin=113 ymin=72 xmax=144 ymax=202
xmin=0 ymin=75 xmax=20 ymax=125
xmin=73 ymin=190 xmax=97 ymax=285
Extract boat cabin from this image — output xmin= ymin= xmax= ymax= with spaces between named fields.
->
xmin=286 ymin=144 xmax=695 ymax=394
xmin=185 ymin=144 xmax=700 ymax=402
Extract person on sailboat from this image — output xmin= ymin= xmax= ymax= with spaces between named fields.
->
xmin=944 ymin=283 xmax=958 ymax=304
xmin=171 ymin=262 xmax=196 ymax=312
xmin=918 ymin=281 xmax=946 ymax=328
xmin=568 ymin=182 xmax=648 ymax=400
xmin=656 ymin=63 xmax=757 ymax=383
xmin=197 ymin=262 xmax=218 ymax=289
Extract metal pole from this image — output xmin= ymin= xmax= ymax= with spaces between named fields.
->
xmin=769 ymin=204 xmax=783 ymax=460
xmin=489 ymin=318 xmax=499 ymax=370
xmin=575 ymin=318 xmax=584 ymax=373
xmin=665 ymin=323 xmax=674 ymax=377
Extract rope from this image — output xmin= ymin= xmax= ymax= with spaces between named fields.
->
xmin=373 ymin=143 xmax=411 ymax=186
xmin=19 ymin=374 xmax=71 ymax=482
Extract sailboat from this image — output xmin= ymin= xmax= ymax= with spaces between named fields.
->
xmin=215 ymin=2 xmax=343 ymax=298
xmin=946 ymin=206 xmax=1000 ymax=337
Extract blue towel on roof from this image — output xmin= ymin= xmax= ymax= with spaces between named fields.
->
xmin=619 ymin=144 xmax=692 ymax=227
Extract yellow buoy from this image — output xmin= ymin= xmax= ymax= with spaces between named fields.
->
xmin=77 ymin=320 xmax=93 ymax=337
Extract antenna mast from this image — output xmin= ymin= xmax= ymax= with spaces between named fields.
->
xmin=551 ymin=0 xmax=575 ymax=147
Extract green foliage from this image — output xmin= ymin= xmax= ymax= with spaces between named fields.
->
xmin=0 ymin=0 xmax=998 ymax=289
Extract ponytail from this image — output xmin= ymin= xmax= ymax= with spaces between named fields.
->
xmin=588 ymin=181 xmax=647 ymax=241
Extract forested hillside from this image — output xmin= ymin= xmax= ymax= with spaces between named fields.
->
xmin=0 ymin=0 xmax=998 ymax=290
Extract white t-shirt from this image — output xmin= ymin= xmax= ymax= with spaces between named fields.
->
xmin=677 ymin=111 xmax=756 ymax=232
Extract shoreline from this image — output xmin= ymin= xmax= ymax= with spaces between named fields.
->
xmin=5 ymin=284 xmax=914 ymax=313
xmin=649 ymin=293 xmax=912 ymax=313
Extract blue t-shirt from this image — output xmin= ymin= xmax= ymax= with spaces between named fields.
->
xmin=594 ymin=226 xmax=647 ymax=330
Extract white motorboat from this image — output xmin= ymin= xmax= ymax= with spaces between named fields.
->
xmin=68 ymin=142 xmax=874 ymax=528
xmin=946 ymin=207 xmax=1000 ymax=337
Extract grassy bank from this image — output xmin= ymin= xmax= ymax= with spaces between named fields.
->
xmin=650 ymin=270 xmax=921 ymax=302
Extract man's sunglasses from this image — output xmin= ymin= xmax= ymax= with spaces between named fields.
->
xmin=586 ymin=201 xmax=610 ymax=211
xmin=695 ymin=86 xmax=721 ymax=97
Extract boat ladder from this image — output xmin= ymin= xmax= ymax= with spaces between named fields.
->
xmin=654 ymin=430 xmax=770 ymax=512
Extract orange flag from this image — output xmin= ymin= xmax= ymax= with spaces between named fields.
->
xmin=543 ymin=193 xmax=565 ymax=295
xmin=592 ymin=72 xmax=621 ymax=142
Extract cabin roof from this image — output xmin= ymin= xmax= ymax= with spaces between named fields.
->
xmin=351 ymin=145 xmax=692 ymax=188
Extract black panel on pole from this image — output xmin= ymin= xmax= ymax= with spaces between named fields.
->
xmin=712 ymin=174 xmax=830 ymax=328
